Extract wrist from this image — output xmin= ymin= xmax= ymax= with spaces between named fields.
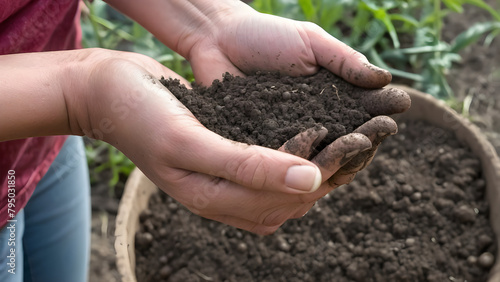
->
xmin=59 ymin=48 xmax=105 ymax=138
xmin=0 ymin=51 xmax=80 ymax=140
xmin=105 ymin=0 xmax=254 ymax=59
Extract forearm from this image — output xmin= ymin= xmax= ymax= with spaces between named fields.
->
xmin=0 ymin=51 xmax=79 ymax=141
xmin=103 ymin=0 xmax=251 ymax=58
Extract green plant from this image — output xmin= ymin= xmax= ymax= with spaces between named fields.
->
xmin=85 ymin=140 xmax=135 ymax=195
xmin=251 ymin=0 xmax=500 ymax=99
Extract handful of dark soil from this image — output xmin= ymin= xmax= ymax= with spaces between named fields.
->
xmin=161 ymin=69 xmax=372 ymax=151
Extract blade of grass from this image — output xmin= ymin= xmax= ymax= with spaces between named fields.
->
xmin=451 ymin=21 xmax=500 ymax=52
xmin=484 ymin=28 xmax=500 ymax=46
xmin=90 ymin=14 xmax=135 ymax=42
xmin=389 ymin=42 xmax=450 ymax=54
xmin=85 ymin=1 xmax=103 ymax=47
xmin=443 ymin=0 xmax=465 ymax=13
xmin=389 ymin=14 xmax=420 ymax=28
xmin=360 ymin=1 xmax=400 ymax=48
xmin=368 ymin=49 xmax=424 ymax=82
xmin=298 ymin=0 xmax=318 ymax=22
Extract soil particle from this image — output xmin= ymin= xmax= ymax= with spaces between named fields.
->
xmin=161 ymin=69 xmax=372 ymax=151
xmin=478 ymin=252 xmax=495 ymax=268
xmin=135 ymin=120 xmax=497 ymax=282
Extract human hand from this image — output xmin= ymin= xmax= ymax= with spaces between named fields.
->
xmin=186 ymin=3 xmax=391 ymax=88
xmin=67 ymin=49 xmax=338 ymax=235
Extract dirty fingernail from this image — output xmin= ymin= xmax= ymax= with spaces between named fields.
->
xmin=285 ymin=165 xmax=322 ymax=193
xmin=377 ymin=132 xmax=391 ymax=137
xmin=311 ymin=126 xmax=328 ymax=148
xmin=345 ymin=149 xmax=360 ymax=159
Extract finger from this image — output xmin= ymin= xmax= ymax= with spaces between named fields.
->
xmin=329 ymin=172 xmax=357 ymax=187
xmin=360 ymin=87 xmax=411 ymax=116
xmin=278 ymin=125 xmax=328 ymax=159
xmin=159 ymin=168 xmax=306 ymax=228
xmin=311 ymin=133 xmax=372 ymax=181
xmin=332 ymin=116 xmax=397 ymax=177
xmin=167 ymin=124 xmax=322 ymax=194
xmin=304 ymin=23 xmax=392 ymax=88
xmin=189 ymin=46 xmax=246 ymax=86
xmin=354 ymin=116 xmax=398 ymax=142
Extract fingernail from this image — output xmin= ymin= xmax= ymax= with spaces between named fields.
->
xmin=345 ymin=149 xmax=360 ymax=159
xmin=285 ymin=165 xmax=322 ymax=193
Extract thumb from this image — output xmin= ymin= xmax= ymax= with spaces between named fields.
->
xmin=304 ymin=23 xmax=392 ymax=89
xmin=170 ymin=125 xmax=322 ymax=194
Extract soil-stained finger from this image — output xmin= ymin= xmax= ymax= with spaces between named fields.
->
xmin=334 ymin=117 xmax=397 ymax=177
xmin=311 ymin=133 xmax=372 ymax=180
xmin=353 ymin=116 xmax=398 ymax=144
xmin=333 ymin=145 xmax=380 ymax=178
xmin=329 ymin=172 xmax=357 ymax=187
xmin=307 ymin=24 xmax=392 ymax=88
xmin=360 ymin=87 xmax=411 ymax=116
xmin=278 ymin=125 xmax=328 ymax=159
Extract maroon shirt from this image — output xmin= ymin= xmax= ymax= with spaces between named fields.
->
xmin=0 ymin=0 xmax=82 ymax=227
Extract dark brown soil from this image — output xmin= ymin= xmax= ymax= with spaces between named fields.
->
xmin=135 ymin=119 xmax=496 ymax=282
xmin=161 ymin=69 xmax=372 ymax=151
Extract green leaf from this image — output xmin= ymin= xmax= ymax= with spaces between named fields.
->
xmin=319 ymin=3 xmax=344 ymax=30
xmin=251 ymin=0 xmax=285 ymax=15
xmin=349 ymin=3 xmax=371 ymax=46
xmin=442 ymin=0 xmax=464 ymax=13
xmin=484 ymin=28 xmax=500 ymax=46
xmin=298 ymin=0 xmax=318 ymax=22
xmin=389 ymin=14 xmax=420 ymax=28
xmin=451 ymin=21 xmax=500 ymax=52
xmin=357 ymin=20 xmax=386 ymax=53
xmin=89 ymin=14 xmax=135 ymax=42
xmin=395 ymin=42 xmax=450 ymax=54
xmin=360 ymin=1 xmax=400 ymax=48
xmin=368 ymin=49 xmax=424 ymax=82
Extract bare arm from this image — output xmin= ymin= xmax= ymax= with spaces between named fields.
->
xmin=103 ymin=0 xmax=242 ymax=59
xmin=0 ymin=51 xmax=75 ymax=141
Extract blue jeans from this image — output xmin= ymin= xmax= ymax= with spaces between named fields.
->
xmin=0 ymin=136 xmax=91 ymax=282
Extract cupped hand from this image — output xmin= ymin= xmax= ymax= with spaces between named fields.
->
xmin=71 ymin=49 xmax=340 ymax=235
xmin=187 ymin=5 xmax=391 ymax=88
